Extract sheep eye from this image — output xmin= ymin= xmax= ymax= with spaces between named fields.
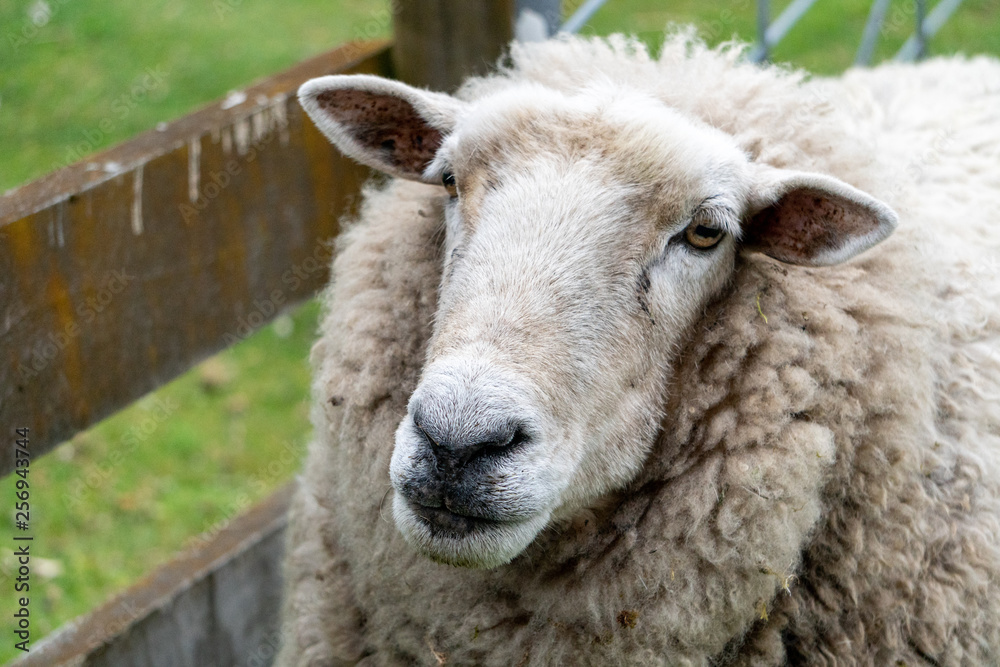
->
xmin=442 ymin=171 xmax=458 ymax=198
xmin=684 ymin=221 xmax=725 ymax=249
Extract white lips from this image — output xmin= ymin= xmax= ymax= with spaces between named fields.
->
xmin=392 ymin=493 xmax=551 ymax=569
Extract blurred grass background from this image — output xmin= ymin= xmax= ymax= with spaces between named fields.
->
xmin=1 ymin=0 xmax=998 ymax=661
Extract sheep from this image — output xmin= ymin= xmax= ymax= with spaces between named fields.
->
xmin=277 ymin=31 xmax=1000 ymax=666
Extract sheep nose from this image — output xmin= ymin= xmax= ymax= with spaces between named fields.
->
xmin=411 ymin=407 xmax=531 ymax=475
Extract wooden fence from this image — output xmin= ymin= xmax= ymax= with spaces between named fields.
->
xmin=2 ymin=1 xmax=518 ymax=664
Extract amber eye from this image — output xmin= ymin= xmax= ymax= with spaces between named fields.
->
xmin=442 ymin=171 xmax=458 ymax=198
xmin=684 ymin=220 xmax=725 ymax=249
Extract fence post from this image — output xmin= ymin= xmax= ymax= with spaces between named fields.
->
xmin=756 ymin=0 xmax=770 ymax=62
xmin=518 ymin=0 xmax=562 ymax=38
xmin=392 ymin=0 xmax=518 ymax=91
xmin=915 ymin=0 xmax=928 ymax=59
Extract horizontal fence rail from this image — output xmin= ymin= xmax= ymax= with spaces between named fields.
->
xmin=18 ymin=484 xmax=294 ymax=666
xmin=0 ymin=40 xmax=393 ymax=477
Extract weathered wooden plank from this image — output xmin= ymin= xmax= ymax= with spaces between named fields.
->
xmin=0 ymin=41 xmax=393 ymax=477
xmin=14 ymin=483 xmax=294 ymax=666
xmin=393 ymin=0 xmax=516 ymax=90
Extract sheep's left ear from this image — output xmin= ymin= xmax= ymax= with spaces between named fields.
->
xmin=742 ymin=166 xmax=898 ymax=266
xmin=298 ymin=74 xmax=464 ymax=183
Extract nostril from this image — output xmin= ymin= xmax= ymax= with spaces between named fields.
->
xmin=413 ymin=419 xmax=440 ymax=450
xmin=411 ymin=410 xmax=532 ymax=471
xmin=469 ymin=426 xmax=530 ymax=461
xmin=456 ymin=425 xmax=531 ymax=466
xmin=507 ymin=426 xmax=530 ymax=449
xmin=412 ymin=417 xmax=455 ymax=475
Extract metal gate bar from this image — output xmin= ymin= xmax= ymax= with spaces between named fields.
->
xmin=536 ymin=0 xmax=967 ymax=66
xmin=896 ymin=0 xmax=966 ymax=61
xmin=750 ymin=0 xmax=821 ymax=62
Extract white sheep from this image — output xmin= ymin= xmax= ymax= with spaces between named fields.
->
xmin=277 ymin=32 xmax=1000 ymax=666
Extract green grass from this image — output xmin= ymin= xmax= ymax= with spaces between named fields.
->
xmin=0 ymin=302 xmax=320 ymax=660
xmin=0 ymin=0 xmax=393 ymax=192
xmin=1 ymin=0 xmax=998 ymax=662
xmin=579 ymin=0 xmax=1000 ymax=73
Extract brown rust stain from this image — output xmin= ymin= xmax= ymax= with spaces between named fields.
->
xmin=44 ymin=261 xmax=88 ymax=424
xmin=0 ymin=41 xmax=393 ymax=476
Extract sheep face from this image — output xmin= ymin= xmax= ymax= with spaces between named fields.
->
xmin=299 ymin=75 xmax=896 ymax=568
xmin=391 ymin=89 xmax=751 ymax=568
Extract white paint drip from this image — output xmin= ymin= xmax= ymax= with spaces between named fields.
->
xmin=251 ymin=110 xmax=267 ymax=144
xmin=42 ymin=201 xmax=64 ymax=248
xmin=233 ymin=118 xmax=251 ymax=156
xmin=212 ymin=94 xmax=291 ymax=164
xmin=188 ymin=137 xmax=201 ymax=204
xmin=56 ymin=202 xmax=65 ymax=248
xmin=131 ymin=165 xmax=144 ymax=235
xmin=271 ymin=95 xmax=290 ymax=146
xmin=221 ymin=90 xmax=247 ymax=110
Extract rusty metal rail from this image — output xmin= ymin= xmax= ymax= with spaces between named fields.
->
xmin=0 ymin=40 xmax=393 ymax=477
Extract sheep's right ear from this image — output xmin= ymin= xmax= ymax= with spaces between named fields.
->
xmin=298 ymin=74 xmax=463 ymax=183
xmin=743 ymin=165 xmax=898 ymax=266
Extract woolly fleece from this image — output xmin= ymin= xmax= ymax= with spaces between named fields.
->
xmin=278 ymin=33 xmax=1000 ymax=666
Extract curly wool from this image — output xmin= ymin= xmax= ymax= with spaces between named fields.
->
xmin=278 ymin=33 xmax=1000 ymax=666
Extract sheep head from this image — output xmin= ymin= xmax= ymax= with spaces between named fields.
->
xmin=299 ymin=74 xmax=897 ymax=568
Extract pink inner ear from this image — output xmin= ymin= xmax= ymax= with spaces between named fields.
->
xmin=744 ymin=188 xmax=878 ymax=264
xmin=315 ymin=89 xmax=443 ymax=175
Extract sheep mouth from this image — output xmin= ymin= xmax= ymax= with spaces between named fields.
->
xmin=410 ymin=502 xmax=504 ymax=536
xmin=394 ymin=494 xmax=552 ymax=568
